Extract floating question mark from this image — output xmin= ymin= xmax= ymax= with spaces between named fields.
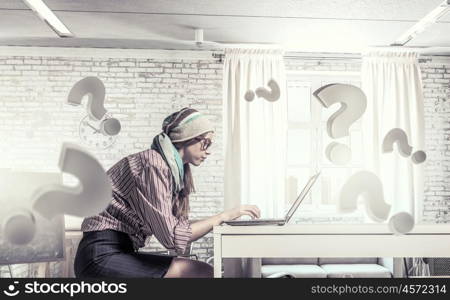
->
xmin=325 ymin=142 xmax=352 ymax=165
xmin=382 ymin=128 xmax=427 ymax=164
xmin=245 ymin=79 xmax=281 ymax=102
xmin=68 ymin=77 xmax=121 ymax=136
xmin=2 ymin=208 xmax=36 ymax=245
xmin=388 ymin=211 xmax=415 ymax=235
xmin=313 ymin=84 xmax=367 ymax=165
xmin=338 ymin=171 xmax=391 ymax=222
xmin=32 ymin=142 xmax=112 ymax=219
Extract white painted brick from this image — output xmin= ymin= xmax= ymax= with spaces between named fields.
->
xmin=2 ymin=70 xmax=21 ymax=75
xmin=14 ymin=65 xmax=31 ymax=70
xmin=165 ymin=68 xmax=181 ymax=73
xmin=182 ymin=68 xmax=198 ymax=74
xmin=91 ymin=67 xmax=108 ymax=72
xmin=429 ymin=73 xmax=444 ymax=79
xmin=199 ymin=69 xmax=215 ymax=74
xmin=144 ymin=67 xmax=163 ymax=72
xmin=23 ymin=59 xmax=42 ymax=65
xmin=138 ymin=62 xmax=156 ymax=67
xmin=118 ymin=62 xmax=136 ymax=67
xmin=124 ymin=68 xmax=142 ymax=72
xmin=171 ymin=73 xmax=189 ymax=79
xmin=109 ymin=67 xmax=126 ymax=72
xmin=6 ymin=59 xmax=23 ymax=64
xmin=80 ymin=71 xmax=101 ymax=77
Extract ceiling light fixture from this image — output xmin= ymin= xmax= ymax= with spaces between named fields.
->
xmin=22 ymin=0 xmax=73 ymax=37
xmin=391 ymin=0 xmax=449 ymax=46
xmin=194 ymin=28 xmax=204 ymax=46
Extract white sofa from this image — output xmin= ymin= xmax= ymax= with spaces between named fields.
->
xmin=261 ymin=257 xmax=394 ymax=278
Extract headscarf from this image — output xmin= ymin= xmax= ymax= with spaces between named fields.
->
xmin=151 ymin=107 xmax=214 ymax=193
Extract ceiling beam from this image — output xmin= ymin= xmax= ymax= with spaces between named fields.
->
xmin=391 ymin=0 xmax=450 ymax=46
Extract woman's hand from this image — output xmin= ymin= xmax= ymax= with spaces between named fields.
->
xmin=220 ymin=205 xmax=261 ymax=222
xmin=190 ymin=205 xmax=261 ymax=241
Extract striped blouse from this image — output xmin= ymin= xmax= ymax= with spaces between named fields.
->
xmin=81 ymin=149 xmax=192 ymax=254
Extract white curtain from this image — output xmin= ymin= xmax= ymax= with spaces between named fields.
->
xmin=405 ymin=258 xmax=431 ymax=277
xmin=361 ymin=50 xmax=425 ymax=223
xmin=223 ymin=48 xmax=287 ymax=218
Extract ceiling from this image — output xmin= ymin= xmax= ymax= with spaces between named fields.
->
xmin=0 ymin=0 xmax=449 ymax=54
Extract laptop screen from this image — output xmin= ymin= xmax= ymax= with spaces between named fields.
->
xmin=284 ymin=172 xmax=320 ymax=223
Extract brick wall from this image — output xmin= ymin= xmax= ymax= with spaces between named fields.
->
xmin=420 ymin=57 xmax=450 ymax=223
xmin=0 ymin=48 xmax=448 ymax=277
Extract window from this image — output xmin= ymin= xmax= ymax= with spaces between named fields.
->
xmin=285 ymin=72 xmax=365 ymax=221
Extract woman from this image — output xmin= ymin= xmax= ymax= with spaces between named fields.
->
xmin=74 ymin=107 xmax=260 ymax=278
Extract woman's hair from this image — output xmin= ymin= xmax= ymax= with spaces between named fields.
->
xmin=171 ymin=132 xmax=212 ymax=218
xmin=162 ymin=107 xmax=211 ymax=218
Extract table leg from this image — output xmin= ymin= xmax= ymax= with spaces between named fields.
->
xmin=244 ymin=258 xmax=262 ymax=278
xmin=394 ymin=257 xmax=405 ymax=278
xmin=213 ymin=233 xmax=222 ymax=278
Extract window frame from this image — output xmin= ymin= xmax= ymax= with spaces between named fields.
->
xmin=285 ymin=71 xmax=364 ymax=216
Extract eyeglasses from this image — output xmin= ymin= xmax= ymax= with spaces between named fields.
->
xmin=194 ymin=137 xmax=213 ymax=151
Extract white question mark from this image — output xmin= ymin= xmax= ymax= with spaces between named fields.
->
xmin=245 ymin=79 xmax=281 ymax=102
xmin=68 ymin=77 xmax=121 ymax=136
xmin=382 ymin=128 xmax=426 ymax=164
xmin=388 ymin=211 xmax=415 ymax=235
xmin=325 ymin=142 xmax=352 ymax=166
xmin=2 ymin=208 xmax=36 ymax=245
xmin=32 ymin=142 xmax=112 ymax=219
xmin=340 ymin=172 xmax=416 ymax=234
xmin=338 ymin=171 xmax=391 ymax=222
xmin=313 ymin=83 xmax=367 ymax=165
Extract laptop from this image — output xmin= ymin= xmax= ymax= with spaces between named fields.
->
xmin=223 ymin=172 xmax=320 ymax=226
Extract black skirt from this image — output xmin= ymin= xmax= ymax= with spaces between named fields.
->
xmin=74 ymin=229 xmax=174 ymax=278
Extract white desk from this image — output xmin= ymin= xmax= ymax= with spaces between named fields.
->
xmin=213 ymin=224 xmax=450 ymax=278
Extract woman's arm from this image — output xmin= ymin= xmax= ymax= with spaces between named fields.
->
xmin=132 ymin=164 xmax=193 ymax=254
xmin=190 ymin=205 xmax=261 ymax=241
xmin=132 ymin=162 xmax=260 ymax=248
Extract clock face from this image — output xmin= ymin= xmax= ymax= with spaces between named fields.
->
xmin=78 ymin=115 xmax=117 ymax=149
